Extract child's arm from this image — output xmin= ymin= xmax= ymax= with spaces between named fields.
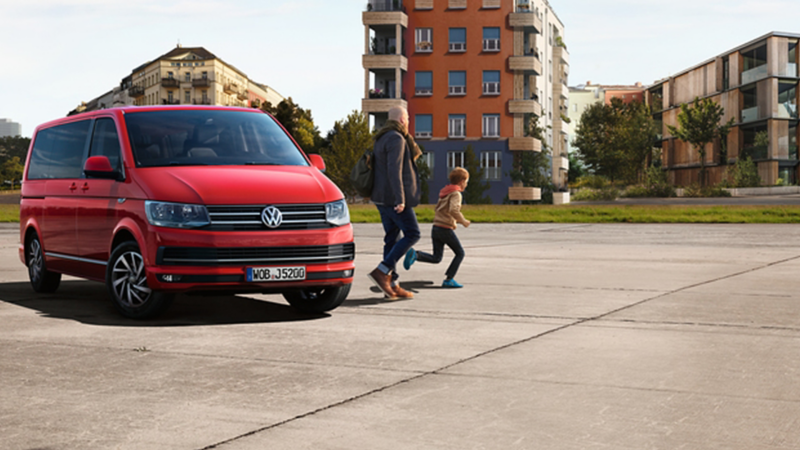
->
xmin=450 ymin=192 xmax=470 ymax=228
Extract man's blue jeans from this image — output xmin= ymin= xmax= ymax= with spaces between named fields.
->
xmin=376 ymin=204 xmax=421 ymax=276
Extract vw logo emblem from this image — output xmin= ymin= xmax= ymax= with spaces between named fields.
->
xmin=261 ymin=206 xmax=283 ymax=228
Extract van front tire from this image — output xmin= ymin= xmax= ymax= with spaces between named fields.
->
xmin=106 ymin=241 xmax=173 ymax=319
xmin=26 ymin=234 xmax=61 ymax=293
xmin=283 ymin=284 xmax=351 ymax=314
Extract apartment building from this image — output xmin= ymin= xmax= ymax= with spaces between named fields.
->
xmin=0 ymin=118 xmax=22 ymax=138
xmin=362 ymin=0 xmax=569 ymax=204
xmin=73 ymin=46 xmax=283 ymax=115
xmin=649 ymin=32 xmax=799 ymax=186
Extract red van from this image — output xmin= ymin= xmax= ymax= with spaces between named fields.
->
xmin=19 ymin=106 xmax=354 ymax=319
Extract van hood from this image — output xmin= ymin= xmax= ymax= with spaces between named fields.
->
xmin=132 ymin=166 xmax=343 ymax=205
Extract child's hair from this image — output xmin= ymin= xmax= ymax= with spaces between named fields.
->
xmin=449 ymin=167 xmax=469 ymax=185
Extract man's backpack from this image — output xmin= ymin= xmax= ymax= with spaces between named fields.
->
xmin=350 ymin=148 xmax=374 ymax=198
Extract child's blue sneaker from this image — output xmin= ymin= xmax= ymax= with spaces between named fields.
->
xmin=442 ymin=278 xmax=463 ymax=288
xmin=403 ymin=248 xmax=417 ymax=270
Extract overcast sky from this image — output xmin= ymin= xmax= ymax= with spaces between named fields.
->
xmin=1 ymin=0 xmax=797 ymax=138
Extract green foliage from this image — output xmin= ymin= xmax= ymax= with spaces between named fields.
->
xmin=667 ymin=97 xmax=735 ymax=185
xmin=573 ymin=174 xmax=611 ymax=190
xmin=622 ymin=166 xmax=675 ymax=198
xmin=416 ymin=154 xmax=431 ymax=204
xmin=567 ymin=151 xmax=585 ymax=184
xmin=1 ymin=156 xmax=24 ymax=188
xmin=260 ymin=97 xmax=323 ymax=153
xmin=724 ymin=156 xmax=761 ymax=187
xmin=462 ymin=145 xmax=491 ymax=204
xmin=510 ymin=114 xmax=551 ymax=189
xmin=319 ymin=111 xmax=373 ymax=199
xmin=754 ymin=130 xmax=770 ymax=148
xmin=0 ymin=136 xmax=31 ymax=161
xmin=683 ymin=183 xmax=732 ymax=198
xmin=572 ymin=187 xmax=619 ymax=202
xmin=572 ymin=98 xmax=657 ymax=184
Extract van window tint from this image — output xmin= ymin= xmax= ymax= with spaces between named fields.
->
xmin=89 ymin=118 xmax=121 ymax=171
xmin=125 ymin=110 xmax=308 ymax=167
xmin=27 ymin=121 xmax=90 ymax=179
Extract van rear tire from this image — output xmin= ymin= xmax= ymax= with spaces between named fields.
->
xmin=106 ymin=241 xmax=173 ymax=319
xmin=283 ymin=284 xmax=351 ymax=313
xmin=26 ymin=234 xmax=61 ymax=293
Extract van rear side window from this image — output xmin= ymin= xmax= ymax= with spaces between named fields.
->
xmin=28 ymin=121 xmax=91 ymax=179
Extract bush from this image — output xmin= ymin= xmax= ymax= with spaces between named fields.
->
xmin=572 ymin=187 xmax=619 ymax=201
xmin=573 ymin=174 xmax=611 ymax=190
xmin=683 ymin=183 xmax=732 ymax=198
xmin=725 ymin=157 xmax=761 ymax=187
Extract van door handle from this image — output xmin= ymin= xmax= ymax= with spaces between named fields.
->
xmin=81 ymin=183 xmax=90 ymax=191
xmin=69 ymin=183 xmax=77 ymax=191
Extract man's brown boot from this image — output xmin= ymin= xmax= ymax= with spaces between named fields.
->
xmin=392 ymin=285 xmax=414 ymax=299
xmin=368 ymin=268 xmax=396 ymax=298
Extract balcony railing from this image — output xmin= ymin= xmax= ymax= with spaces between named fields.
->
xmin=237 ymin=90 xmax=248 ymax=100
xmin=741 ymin=106 xmax=759 ymax=123
xmin=741 ymin=65 xmax=768 ymax=85
xmin=193 ymin=98 xmax=212 ymax=105
xmin=161 ymin=78 xmax=180 ymax=88
xmin=128 ymin=85 xmax=145 ymax=97
xmin=192 ymin=77 xmax=210 ymax=87
xmin=483 ymin=39 xmax=500 ymax=52
xmin=415 ymin=87 xmax=432 ymax=96
xmin=162 ymin=99 xmax=180 ymax=105
xmin=482 ymin=82 xmax=500 ymax=95
xmin=366 ymin=0 xmax=406 ymax=12
xmin=224 ymin=83 xmax=238 ymax=94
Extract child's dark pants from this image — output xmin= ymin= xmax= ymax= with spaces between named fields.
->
xmin=416 ymin=225 xmax=465 ymax=279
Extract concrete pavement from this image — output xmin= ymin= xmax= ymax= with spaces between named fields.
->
xmin=1 ymin=221 xmax=800 ymax=449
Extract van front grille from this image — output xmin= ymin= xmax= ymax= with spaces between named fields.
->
xmin=157 ymin=243 xmax=355 ymax=266
xmin=205 ymin=204 xmax=330 ymax=231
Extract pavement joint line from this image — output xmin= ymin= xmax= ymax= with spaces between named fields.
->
xmin=584 ymin=318 xmax=800 ymax=334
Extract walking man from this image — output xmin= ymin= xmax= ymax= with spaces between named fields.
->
xmin=367 ymin=106 xmax=421 ymax=299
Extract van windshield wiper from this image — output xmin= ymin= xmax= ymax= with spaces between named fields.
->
xmin=243 ymin=162 xmax=281 ymax=165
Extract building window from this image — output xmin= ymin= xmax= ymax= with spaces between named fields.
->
xmin=420 ymin=152 xmax=435 ymax=179
xmin=184 ymin=91 xmax=191 ymax=104
xmin=415 ymin=71 xmax=433 ymax=96
xmin=167 ymin=71 xmax=174 ymax=79
xmin=447 ymin=151 xmax=465 ymax=172
xmin=415 ymin=114 xmax=433 ymax=139
xmin=482 ymin=71 xmax=500 ymax=95
xmin=416 ymin=28 xmax=433 ymax=52
xmin=449 ymin=28 xmax=466 ymax=52
xmin=449 ymin=114 xmax=466 ymax=138
xmin=449 ymin=71 xmax=466 ymax=96
xmin=202 ymin=71 xmax=208 ymax=80
xmin=481 ymin=151 xmax=502 ymax=181
xmin=483 ymin=114 xmax=500 ymax=137
xmin=778 ymin=81 xmax=798 ymax=119
xmin=483 ymin=27 xmax=500 ymax=52
xmin=185 ymin=72 xmax=191 ymax=82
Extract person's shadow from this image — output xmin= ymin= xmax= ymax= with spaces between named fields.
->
xmin=0 ymin=280 xmax=329 ymax=327
xmin=346 ymin=280 xmax=436 ymax=306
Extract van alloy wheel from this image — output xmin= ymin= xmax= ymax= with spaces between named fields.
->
xmin=26 ymin=234 xmax=61 ymax=293
xmin=28 ymin=238 xmax=43 ymax=283
xmin=110 ymin=250 xmax=152 ymax=308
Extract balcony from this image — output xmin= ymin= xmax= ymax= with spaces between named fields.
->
xmin=162 ymin=98 xmax=180 ymax=105
xmin=509 ymin=11 xmax=541 ymax=33
xmin=741 ymin=145 xmax=768 ymax=161
xmin=508 ymin=55 xmax=542 ymax=75
xmin=508 ymin=99 xmax=541 ymax=116
xmin=508 ymin=137 xmax=542 ymax=152
xmin=554 ymin=46 xmax=569 ymax=66
xmin=237 ymin=89 xmax=248 ymax=101
xmin=508 ymin=186 xmax=541 ymax=201
xmin=362 ymin=54 xmax=408 ymax=71
xmin=741 ymin=65 xmax=767 ymax=85
xmin=192 ymin=77 xmax=210 ymax=87
xmin=128 ymin=85 xmax=145 ymax=98
xmin=161 ymin=78 xmax=180 ymax=88
xmin=193 ymin=98 xmax=212 ymax=105
xmin=741 ymin=106 xmax=759 ymax=123
xmin=362 ymin=97 xmax=408 ymax=114
xmin=223 ymin=83 xmax=238 ymax=95
xmin=363 ymin=1 xmax=408 ymax=27
xmin=554 ymin=155 xmax=569 ymax=171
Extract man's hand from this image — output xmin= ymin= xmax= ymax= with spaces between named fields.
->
xmin=394 ymin=204 xmax=405 ymax=213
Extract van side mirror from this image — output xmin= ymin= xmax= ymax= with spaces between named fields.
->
xmin=309 ymin=154 xmax=326 ymax=172
xmin=84 ymin=156 xmax=122 ymax=180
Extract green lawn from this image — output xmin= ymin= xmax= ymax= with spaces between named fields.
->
xmin=4 ymin=203 xmax=800 ymax=224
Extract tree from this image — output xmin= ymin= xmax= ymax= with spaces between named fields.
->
xmin=1 ymin=156 xmax=23 ymax=189
xmin=416 ymin=145 xmax=431 ymax=204
xmin=260 ymin=97 xmax=323 ymax=154
xmin=572 ymin=98 xmax=657 ymax=184
xmin=0 ymin=136 xmax=31 ymax=163
xmin=319 ymin=111 xmax=373 ymax=200
xmin=667 ymin=96 xmax=734 ymax=186
xmin=462 ymin=145 xmax=491 ymax=204
xmin=510 ymin=114 xmax=551 ymax=189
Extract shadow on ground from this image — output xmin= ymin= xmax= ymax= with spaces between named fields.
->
xmin=0 ymin=280 xmax=328 ymax=326
xmin=344 ymin=280 xmax=436 ymax=307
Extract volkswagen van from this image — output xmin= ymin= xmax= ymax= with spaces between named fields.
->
xmin=19 ymin=106 xmax=354 ymax=319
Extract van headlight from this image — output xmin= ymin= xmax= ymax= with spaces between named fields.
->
xmin=325 ymin=199 xmax=350 ymax=227
xmin=145 ymin=201 xmax=210 ymax=229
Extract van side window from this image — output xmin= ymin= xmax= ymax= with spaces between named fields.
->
xmin=89 ymin=118 xmax=121 ymax=171
xmin=27 ymin=121 xmax=91 ymax=179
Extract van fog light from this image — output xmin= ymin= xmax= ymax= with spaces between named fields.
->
xmin=159 ymin=274 xmax=183 ymax=283
xmin=343 ymin=270 xmax=354 ymax=277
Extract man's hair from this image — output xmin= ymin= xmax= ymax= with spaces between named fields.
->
xmin=388 ymin=106 xmax=407 ymax=122
xmin=449 ymin=167 xmax=469 ymax=184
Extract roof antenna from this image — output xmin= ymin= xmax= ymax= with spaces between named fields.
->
xmin=177 ymin=39 xmax=181 ymax=48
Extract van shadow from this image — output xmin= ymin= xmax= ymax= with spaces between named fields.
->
xmin=0 ymin=280 xmax=328 ymax=327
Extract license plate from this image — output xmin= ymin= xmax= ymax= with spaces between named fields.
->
xmin=246 ymin=266 xmax=306 ymax=282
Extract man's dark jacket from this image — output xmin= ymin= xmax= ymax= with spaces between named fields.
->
xmin=370 ymin=128 xmax=420 ymax=207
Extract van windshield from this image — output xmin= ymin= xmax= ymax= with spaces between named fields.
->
xmin=124 ymin=110 xmax=309 ymax=168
